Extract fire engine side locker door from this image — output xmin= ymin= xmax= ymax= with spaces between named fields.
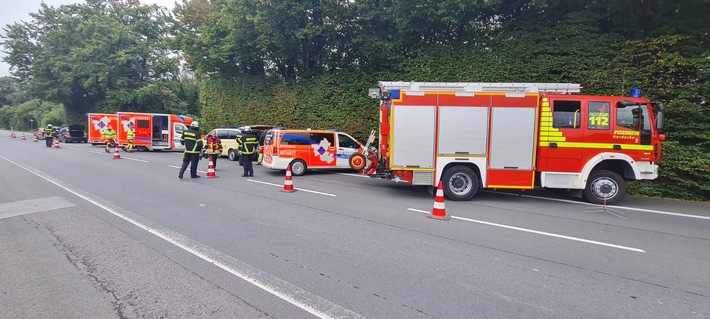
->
xmin=391 ymin=94 xmax=437 ymax=184
xmin=486 ymin=94 xmax=539 ymax=188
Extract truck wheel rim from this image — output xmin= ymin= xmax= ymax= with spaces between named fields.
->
xmin=449 ymin=173 xmax=472 ymax=195
xmin=591 ymin=177 xmax=618 ymax=199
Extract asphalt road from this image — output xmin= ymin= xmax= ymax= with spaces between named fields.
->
xmin=1 ymin=130 xmax=709 ymax=319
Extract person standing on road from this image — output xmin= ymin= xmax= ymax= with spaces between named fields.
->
xmin=125 ymin=123 xmax=135 ymax=153
xmin=204 ymin=131 xmax=222 ymax=169
xmin=179 ymin=121 xmax=203 ymax=179
xmin=43 ymin=124 xmax=55 ymax=147
xmin=102 ymin=125 xmax=117 ymax=153
xmin=236 ymin=126 xmax=258 ymax=177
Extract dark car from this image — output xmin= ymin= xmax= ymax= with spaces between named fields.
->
xmin=59 ymin=124 xmax=87 ymax=143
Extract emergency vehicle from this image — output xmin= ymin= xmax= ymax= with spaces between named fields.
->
xmin=352 ymin=82 xmax=665 ymax=204
xmin=87 ymin=112 xmax=194 ymax=151
xmin=262 ymin=129 xmax=364 ymax=176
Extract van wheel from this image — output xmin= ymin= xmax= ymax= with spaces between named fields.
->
xmin=441 ymin=166 xmax=479 ymax=201
xmin=228 ymin=149 xmax=238 ymax=161
xmin=349 ymin=153 xmax=366 ymax=170
xmin=290 ymin=159 xmax=307 ymax=176
xmin=582 ymin=170 xmax=626 ymax=205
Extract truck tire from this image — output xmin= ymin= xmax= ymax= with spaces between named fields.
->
xmin=290 ymin=159 xmax=307 ymax=176
xmin=349 ymin=153 xmax=366 ymax=170
xmin=582 ymin=169 xmax=626 ymax=205
xmin=228 ymin=149 xmax=238 ymax=161
xmin=441 ymin=166 xmax=479 ymax=201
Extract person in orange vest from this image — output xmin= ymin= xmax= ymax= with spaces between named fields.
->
xmin=204 ymin=131 xmax=223 ymax=169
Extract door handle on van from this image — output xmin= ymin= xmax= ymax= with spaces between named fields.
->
xmin=549 ymin=143 xmax=558 ymax=149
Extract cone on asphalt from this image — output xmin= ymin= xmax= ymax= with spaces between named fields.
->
xmin=52 ymin=138 xmax=61 ymax=149
xmin=21 ymin=133 xmax=26 ymax=140
xmin=112 ymin=144 xmax=121 ymax=159
xmin=428 ymin=181 xmax=450 ymax=221
xmin=33 ymin=135 xmax=38 ymax=142
xmin=205 ymin=158 xmax=218 ymax=178
xmin=11 ymin=131 xmax=16 ymax=138
xmin=282 ymin=165 xmax=295 ymax=192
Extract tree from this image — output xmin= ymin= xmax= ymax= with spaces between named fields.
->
xmin=1 ymin=0 xmax=183 ymax=123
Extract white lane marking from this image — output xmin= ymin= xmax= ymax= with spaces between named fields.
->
xmin=0 ymin=196 xmax=76 ymax=220
xmin=89 ymin=150 xmax=148 ymax=162
xmin=1 ymin=155 xmax=363 ymax=319
xmin=336 ymin=172 xmax=370 ymax=178
xmin=121 ymin=157 xmax=148 ymax=163
xmin=489 ymin=191 xmax=710 ymax=220
xmin=168 ymin=165 xmax=206 ymax=174
xmin=67 ymin=147 xmax=82 ymax=150
xmin=407 ymin=208 xmax=646 ymax=253
xmin=248 ymin=180 xmax=337 ymax=197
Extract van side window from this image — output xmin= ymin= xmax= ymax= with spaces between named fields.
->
xmin=310 ymin=133 xmax=335 ymax=146
xmin=338 ymin=133 xmax=359 ymax=148
xmin=175 ymin=125 xmax=184 ymax=134
xmin=588 ymin=101 xmax=610 ymax=130
xmin=282 ymin=133 xmax=311 ymax=145
xmin=217 ymin=130 xmax=229 ymax=139
xmin=553 ymin=100 xmax=581 ymax=129
xmin=137 ymin=120 xmax=150 ymax=129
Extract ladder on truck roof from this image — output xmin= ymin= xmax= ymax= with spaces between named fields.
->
xmin=377 ymin=81 xmax=582 ymax=94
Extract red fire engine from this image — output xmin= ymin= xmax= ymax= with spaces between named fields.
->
xmin=351 ymin=82 xmax=665 ymax=204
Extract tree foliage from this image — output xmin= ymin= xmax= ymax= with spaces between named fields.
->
xmin=1 ymin=0 xmax=193 ymax=124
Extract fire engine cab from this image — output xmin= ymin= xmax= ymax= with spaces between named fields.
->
xmin=353 ymin=82 xmax=665 ymax=204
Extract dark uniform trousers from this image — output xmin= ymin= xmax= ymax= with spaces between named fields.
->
xmin=180 ymin=153 xmax=201 ymax=178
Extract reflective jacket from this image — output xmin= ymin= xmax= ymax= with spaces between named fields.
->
xmin=205 ymin=135 xmax=222 ymax=155
xmin=237 ymin=131 xmax=259 ymax=155
xmin=180 ymin=127 xmax=203 ymax=154
xmin=43 ymin=128 xmax=55 ymax=139
xmin=127 ymin=129 xmax=135 ymax=140
xmin=102 ymin=129 xmax=116 ymax=140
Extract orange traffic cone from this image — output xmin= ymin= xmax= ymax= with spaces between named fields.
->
xmin=428 ymin=181 xmax=450 ymax=220
xmin=11 ymin=131 xmax=16 ymax=138
xmin=33 ymin=135 xmax=38 ymax=142
xmin=206 ymin=158 xmax=218 ymax=178
xmin=52 ymin=138 xmax=61 ymax=148
xmin=21 ymin=133 xmax=26 ymax=140
xmin=282 ymin=165 xmax=295 ymax=192
xmin=112 ymin=145 xmax=121 ymax=159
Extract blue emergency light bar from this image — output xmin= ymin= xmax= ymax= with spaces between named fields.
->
xmin=630 ymin=88 xmax=642 ymax=98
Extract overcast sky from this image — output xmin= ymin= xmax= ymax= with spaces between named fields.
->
xmin=0 ymin=0 xmax=178 ymax=77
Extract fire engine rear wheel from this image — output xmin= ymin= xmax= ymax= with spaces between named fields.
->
xmin=441 ymin=166 xmax=479 ymax=201
xmin=290 ymin=159 xmax=307 ymax=176
xmin=349 ymin=153 xmax=366 ymax=170
xmin=228 ymin=149 xmax=238 ymax=161
xmin=582 ymin=170 xmax=626 ymax=205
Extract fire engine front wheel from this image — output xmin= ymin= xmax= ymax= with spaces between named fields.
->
xmin=441 ymin=166 xmax=480 ymax=201
xmin=582 ymin=170 xmax=626 ymax=205
xmin=290 ymin=159 xmax=307 ymax=176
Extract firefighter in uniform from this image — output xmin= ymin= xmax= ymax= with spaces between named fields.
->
xmin=237 ymin=126 xmax=258 ymax=177
xmin=43 ymin=124 xmax=56 ymax=147
xmin=204 ymin=131 xmax=223 ymax=169
xmin=102 ymin=125 xmax=117 ymax=153
xmin=179 ymin=121 xmax=203 ymax=179
xmin=125 ymin=123 xmax=135 ymax=152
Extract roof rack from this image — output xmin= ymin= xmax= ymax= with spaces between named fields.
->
xmin=377 ymin=81 xmax=582 ymax=94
